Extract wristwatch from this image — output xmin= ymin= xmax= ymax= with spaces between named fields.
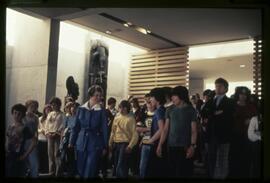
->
xmin=191 ymin=144 xmax=197 ymax=149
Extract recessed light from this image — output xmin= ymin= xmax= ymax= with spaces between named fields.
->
xmin=105 ymin=30 xmax=112 ymax=34
xmin=124 ymin=22 xmax=132 ymax=27
xmin=240 ymin=64 xmax=246 ymax=68
xmin=136 ymin=27 xmax=148 ymax=34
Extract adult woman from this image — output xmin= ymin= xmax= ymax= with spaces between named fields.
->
xmin=69 ymin=85 xmax=108 ymax=178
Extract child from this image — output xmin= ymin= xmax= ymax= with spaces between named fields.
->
xmin=109 ymin=100 xmax=138 ymax=178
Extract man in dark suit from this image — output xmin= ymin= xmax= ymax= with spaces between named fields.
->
xmin=207 ymin=78 xmax=235 ymax=179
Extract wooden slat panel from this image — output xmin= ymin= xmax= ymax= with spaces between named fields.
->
xmin=132 ymin=47 xmax=188 ymax=57
xmin=157 ymin=67 xmax=188 ymax=73
xmin=132 ymin=50 xmax=188 ymax=59
xmin=131 ymin=62 xmax=156 ymax=68
xmin=129 ymin=73 xmax=187 ymax=80
xmin=253 ymin=37 xmax=262 ymax=99
xmin=129 ymin=78 xmax=157 ymax=83
xmin=130 ymin=63 xmax=186 ymax=71
xmin=157 ymin=59 xmax=187 ymax=65
xmin=129 ymin=86 xmax=154 ymax=91
xmin=131 ymin=57 xmax=157 ymax=63
xmin=129 ymin=82 xmax=156 ymax=87
xmin=157 ymin=55 xmax=188 ymax=61
xmin=130 ymin=70 xmax=156 ymax=75
xmin=129 ymin=47 xmax=189 ymax=98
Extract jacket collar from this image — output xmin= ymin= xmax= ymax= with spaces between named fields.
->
xmin=81 ymin=102 xmax=102 ymax=111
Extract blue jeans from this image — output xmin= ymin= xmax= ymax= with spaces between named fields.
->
xmin=25 ymin=139 xmax=39 ymax=177
xmin=113 ymin=142 xmax=130 ymax=178
xmin=27 ymin=147 xmax=39 ymax=177
xmin=139 ymin=144 xmax=151 ymax=178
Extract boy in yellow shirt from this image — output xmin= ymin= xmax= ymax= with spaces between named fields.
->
xmin=109 ymin=100 xmax=138 ymax=178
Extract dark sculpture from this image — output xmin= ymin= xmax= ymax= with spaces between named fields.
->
xmin=88 ymin=40 xmax=109 ymax=101
xmin=66 ymin=76 xmax=79 ymax=102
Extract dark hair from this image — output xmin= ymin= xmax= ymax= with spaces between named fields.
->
xmin=234 ymin=86 xmax=251 ymax=102
xmin=162 ymin=87 xmax=172 ymax=100
xmin=131 ymin=98 xmax=140 ymax=109
xmin=144 ymin=93 xmax=150 ymax=98
xmin=203 ymin=89 xmax=215 ymax=99
xmin=25 ymin=100 xmax=36 ymax=109
xmin=11 ymin=103 xmax=27 ymax=118
xmin=32 ymin=100 xmax=39 ymax=108
xmin=215 ymin=78 xmax=229 ymax=92
xmin=195 ymin=93 xmax=200 ymax=99
xmin=119 ymin=100 xmax=131 ymax=113
xmin=88 ymin=85 xmax=103 ymax=97
xmin=250 ymin=94 xmax=259 ymax=104
xmin=41 ymin=104 xmax=52 ymax=122
xmin=49 ymin=97 xmax=62 ymax=108
xmin=171 ymin=86 xmax=192 ymax=105
xmin=191 ymin=95 xmax=196 ymax=100
xmin=107 ymin=97 xmax=117 ymax=105
xmin=149 ymin=87 xmax=166 ymax=105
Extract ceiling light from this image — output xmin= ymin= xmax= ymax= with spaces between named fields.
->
xmin=146 ymin=30 xmax=151 ymax=34
xmin=105 ymin=30 xmax=112 ymax=34
xmin=136 ymin=27 xmax=147 ymax=34
xmin=123 ymin=22 xmax=132 ymax=27
xmin=240 ymin=64 xmax=246 ymax=68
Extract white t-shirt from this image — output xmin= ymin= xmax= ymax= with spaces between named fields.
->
xmin=248 ymin=116 xmax=261 ymax=142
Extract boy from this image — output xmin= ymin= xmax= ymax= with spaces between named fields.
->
xmin=109 ymin=100 xmax=138 ymax=178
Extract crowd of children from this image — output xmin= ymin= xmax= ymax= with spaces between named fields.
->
xmin=5 ymin=77 xmax=262 ymax=179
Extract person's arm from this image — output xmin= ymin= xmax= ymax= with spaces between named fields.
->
xmin=148 ymin=119 xmax=164 ymax=144
xmin=127 ymin=118 xmax=139 ymax=151
xmin=44 ymin=113 xmax=52 ymax=135
xmin=19 ymin=127 xmax=38 ymax=160
xmin=109 ymin=118 xmax=117 ymax=148
xmin=136 ymin=127 xmax=150 ymax=133
xmin=68 ymin=109 xmax=81 ymax=147
xmin=101 ymin=109 xmax=109 ymax=150
xmin=186 ymin=121 xmax=197 ymax=159
xmin=156 ymin=118 xmax=169 ymax=157
xmin=55 ymin=113 xmax=65 ymax=136
xmin=248 ymin=117 xmax=261 ymax=142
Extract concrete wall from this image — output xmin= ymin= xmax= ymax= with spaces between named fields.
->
xmin=56 ymin=22 xmax=147 ymax=107
xmin=6 ymin=9 xmax=50 ymax=126
xmin=189 ymin=78 xmax=204 ymax=97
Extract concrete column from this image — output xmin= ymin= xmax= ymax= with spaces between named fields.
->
xmin=45 ymin=19 xmax=60 ymax=103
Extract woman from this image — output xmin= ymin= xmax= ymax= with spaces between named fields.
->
xmin=24 ymin=100 xmax=39 ymax=177
xmin=38 ymin=104 xmax=52 ymax=174
xmin=230 ymin=87 xmax=257 ymax=178
xmin=69 ymin=85 xmax=108 ymax=178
